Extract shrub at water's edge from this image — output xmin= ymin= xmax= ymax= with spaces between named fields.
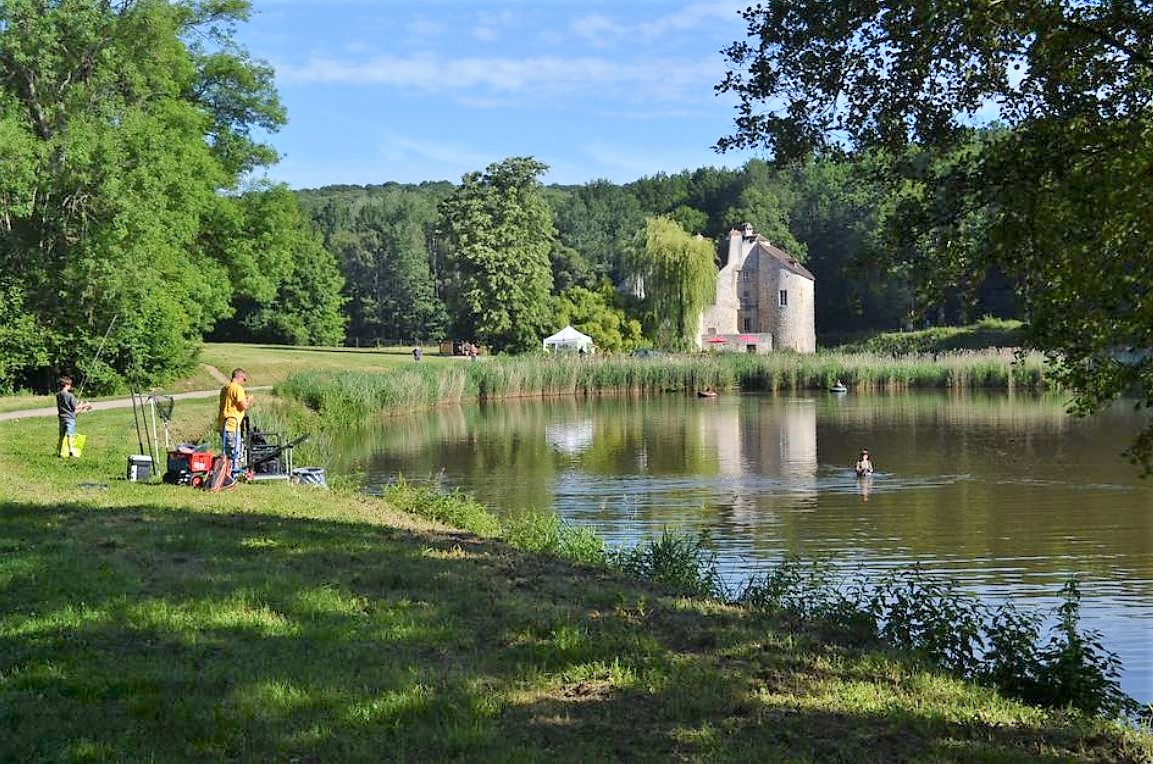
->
xmin=380 ymin=482 xmax=1142 ymax=720
xmin=828 ymin=317 xmax=1026 ymax=354
xmin=279 ymin=350 xmax=1053 ymax=423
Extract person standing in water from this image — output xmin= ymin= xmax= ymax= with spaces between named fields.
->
xmin=855 ymin=449 xmax=874 ymax=477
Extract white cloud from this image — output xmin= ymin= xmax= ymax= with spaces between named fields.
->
xmin=637 ymin=1 xmax=747 ymax=38
xmin=473 ymin=25 xmax=500 ymax=43
xmin=406 ymin=18 xmax=446 ymax=40
xmin=378 ymin=132 xmax=494 ymax=172
xmin=277 ymin=53 xmax=725 ymax=105
xmin=569 ymin=14 xmax=625 ymax=47
xmin=569 ymin=2 xmax=747 ymax=46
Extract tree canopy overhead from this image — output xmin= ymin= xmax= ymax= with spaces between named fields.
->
xmin=717 ymin=0 xmax=1153 ymax=469
xmin=0 ymin=0 xmax=348 ymax=392
xmin=716 ymin=0 xmax=1153 ymax=156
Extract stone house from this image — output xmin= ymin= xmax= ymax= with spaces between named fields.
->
xmin=698 ymin=224 xmax=816 ymax=353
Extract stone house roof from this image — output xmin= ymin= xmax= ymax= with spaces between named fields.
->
xmin=751 ymin=237 xmax=815 ymax=282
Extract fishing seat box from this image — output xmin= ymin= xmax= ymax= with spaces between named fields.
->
xmin=187 ymin=451 xmax=213 ymax=472
xmin=167 ymin=451 xmax=213 ymax=474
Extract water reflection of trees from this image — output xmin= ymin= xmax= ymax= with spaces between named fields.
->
xmin=338 ymin=391 xmax=1152 ymax=699
xmin=337 ymin=391 xmax=1152 ymax=591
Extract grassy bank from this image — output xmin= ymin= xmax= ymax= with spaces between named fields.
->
xmin=1 ymin=399 xmax=1150 ymax=761
xmin=279 ymin=349 xmax=1053 ymax=425
xmin=830 ymin=317 xmax=1027 ymax=355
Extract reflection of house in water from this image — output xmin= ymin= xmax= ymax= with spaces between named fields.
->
xmin=544 ymin=420 xmax=596 ymax=455
xmin=697 ymin=398 xmax=818 ymax=522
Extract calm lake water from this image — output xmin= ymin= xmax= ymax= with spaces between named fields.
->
xmin=330 ymin=391 xmax=1153 ymax=704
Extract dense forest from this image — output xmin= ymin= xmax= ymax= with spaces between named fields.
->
xmin=293 ymin=151 xmax=1021 ymax=351
xmin=0 ymin=0 xmax=1031 ymax=395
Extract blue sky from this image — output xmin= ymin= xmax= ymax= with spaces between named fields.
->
xmin=236 ymin=1 xmax=764 ymax=189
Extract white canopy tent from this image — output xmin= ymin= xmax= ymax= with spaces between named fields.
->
xmin=543 ymin=325 xmax=595 ymax=354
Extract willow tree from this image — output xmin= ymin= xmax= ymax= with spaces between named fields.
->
xmin=0 ymin=0 xmax=292 ymax=390
xmin=626 ymin=217 xmax=717 ymax=351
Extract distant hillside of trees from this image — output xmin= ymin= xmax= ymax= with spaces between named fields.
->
xmin=296 ymin=154 xmax=1021 ymax=349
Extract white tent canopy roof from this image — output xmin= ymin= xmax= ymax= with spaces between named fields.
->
xmin=543 ymin=325 xmax=594 ymax=351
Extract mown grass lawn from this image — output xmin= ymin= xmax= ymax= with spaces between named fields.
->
xmin=0 ymin=382 xmax=1150 ymax=761
xmin=197 ymin=342 xmax=458 ymax=390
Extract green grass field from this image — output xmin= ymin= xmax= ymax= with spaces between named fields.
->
xmin=198 ymin=342 xmax=458 ymax=389
xmin=1 ymin=346 xmax=1149 ymax=761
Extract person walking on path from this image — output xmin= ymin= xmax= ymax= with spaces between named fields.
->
xmin=412 ymin=346 xmax=422 ymax=362
xmin=55 ymin=375 xmax=92 ymax=457
xmin=217 ymin=368 xmax=254 ymax=477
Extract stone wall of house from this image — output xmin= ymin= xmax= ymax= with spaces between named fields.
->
xmin=767 ymin=267 xmax=816 ymax=353
xmin=698 ymin=231 xmax=744 ymax=337
xmin=698 ymin=226 xmax=815 ymax=353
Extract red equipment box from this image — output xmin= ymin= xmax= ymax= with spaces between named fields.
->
xmin=187 ymin=451 xmax=214 ymax=472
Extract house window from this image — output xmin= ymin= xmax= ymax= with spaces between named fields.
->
xmin=779 ymin=289 xmax=788 ymax=307
xmin=741 ymin=270 xmax=752 ymax=282
xmin=707 ymin=326 xmax=716 ymax=335
xmin=742 ymin=318 xmax=752 ymax=332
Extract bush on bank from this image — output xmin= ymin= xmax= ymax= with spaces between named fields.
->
xmin=829 ymin=317 xmax=1027 ymax=354
xmin=380 ymin=482 xmax=1142 ymax=721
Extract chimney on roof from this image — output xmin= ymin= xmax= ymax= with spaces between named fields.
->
xmin=741 ymin=222 xmax=755 ymax=240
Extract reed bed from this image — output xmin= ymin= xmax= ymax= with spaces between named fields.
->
xmin=278 ymin=349 xmax=1055 ymax=424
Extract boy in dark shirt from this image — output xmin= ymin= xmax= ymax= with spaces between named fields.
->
xmin=56 ymin=376 xmax=92 ymax=458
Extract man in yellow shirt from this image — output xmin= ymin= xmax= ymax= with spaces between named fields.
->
xmin=217 ymin=368 xmax=255 ymax=476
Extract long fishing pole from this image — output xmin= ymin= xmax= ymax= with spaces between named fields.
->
xmin=130 ymin=390 xmax=146 ymax=456
xmin=75 ymin=313 xmax=119 ymax=401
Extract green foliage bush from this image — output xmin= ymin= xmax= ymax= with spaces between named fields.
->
xmin=376 ymin=482 xmax=1136 ymax=718
xmin=380 ymin=479 xmax=501 ymax=538
xmin=607 ymin=530 xmax=724 ymax=599
xmin=739 ymin=560 xmax=1137 ymax=718
xmin=0 ymin=281 xmax=50 ymax=394
xmin=502 ymin=510 xmax=607 ymax=567
xmin=836 ymin=318 xmax=1025 ymax=355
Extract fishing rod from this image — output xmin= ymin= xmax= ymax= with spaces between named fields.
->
xmin=130 ymin=390 xmax=146 ymax=456
xmin=75 ymin=313 xmax=119 ymax=401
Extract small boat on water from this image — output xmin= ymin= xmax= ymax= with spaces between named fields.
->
xmin=697 ymin=389 xmax=718 ymax=398
xmin=828 ymin=383 xmax=848 ymax=393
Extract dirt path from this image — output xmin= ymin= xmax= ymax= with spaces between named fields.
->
xmin=201 ymin=364 xmax=230 ymax=385
xmin=0 ymin=387 xmax=272 ymax=422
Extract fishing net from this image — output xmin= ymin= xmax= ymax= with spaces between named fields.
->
xmin=152 ymin=395 xmax=175 ymax=422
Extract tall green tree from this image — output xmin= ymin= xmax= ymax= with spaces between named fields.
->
xmin=0 ymin=0 xmax=284 ymax=390
xmin=722 ymin=184 xmax=805 ymax=259
xmin=553 ymin=285 xmax=645 ymax=353
xmin=209 ymin=185 xmax=347 ymax=346
xmin=717 ymin=0 xmax=1153 ymax=468
xmin=625 ymin=217 xmax=717 ymax=351
xmin=438 ymin=157 xmax=555 ymax=353
xmin=349 ymin=194 xmax=447 ymax=344
xmin=789 ymin=158 xmax=911 ymax=333
xmin=552 ymin=180 xmax=645 ymax=284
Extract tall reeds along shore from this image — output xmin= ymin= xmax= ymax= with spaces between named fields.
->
xmin=277 ymin=349 xmax=1053 ymax=424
